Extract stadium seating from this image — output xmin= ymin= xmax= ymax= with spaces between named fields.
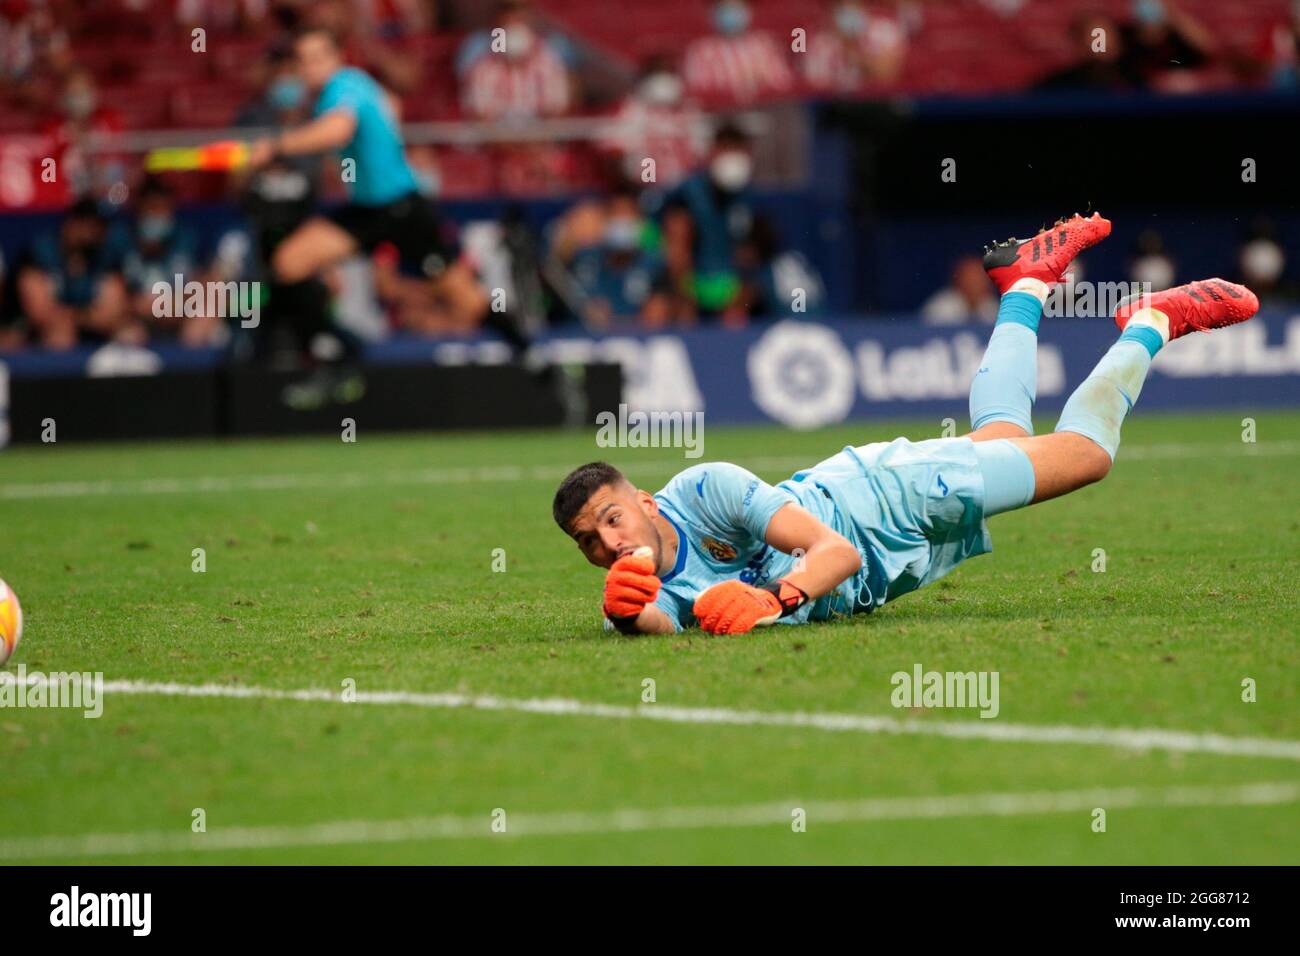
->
xmin=0 ymin=0 xmax=1286 ymax=200
xmin=3 ymin=0 xmax=1279 ymax=136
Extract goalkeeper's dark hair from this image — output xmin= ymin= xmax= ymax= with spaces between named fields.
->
xmin=553 ymin=461 xmax=628 ymax=531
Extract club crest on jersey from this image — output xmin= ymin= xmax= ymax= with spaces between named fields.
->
xmin=701 ymin=536 xmax=739 ymax=562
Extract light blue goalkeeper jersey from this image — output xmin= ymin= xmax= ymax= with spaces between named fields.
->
xmin=649 ymin=439 xmax=995 ymax=633
xmin=651 ymin=462 xmax=871 ymax=631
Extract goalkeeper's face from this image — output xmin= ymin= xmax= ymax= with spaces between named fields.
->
xmin=566 ymin=482 xmax=664 ymax=571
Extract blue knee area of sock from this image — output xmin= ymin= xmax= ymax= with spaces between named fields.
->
xmin=995 ymin=291 xmax=1042 ymax=333
xmin=973 ymin=439 xmax=1036 ymax=517
xmin=1118 ymin=325 xmax=1163 ymax=359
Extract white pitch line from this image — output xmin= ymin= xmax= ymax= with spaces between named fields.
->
xmin=1 ymin=780 xmax=1296 ymax=860
xmin=93 ymin=679 xmax=1300 ymax=762
xmin=0 ymin=458 xmax=745 ymax=501
xmin=2 ymin=441 xmax=1296 ymax=501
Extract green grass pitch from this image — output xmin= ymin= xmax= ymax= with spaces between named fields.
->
xmin=1 ymin=410 xmax=1297 ymax=864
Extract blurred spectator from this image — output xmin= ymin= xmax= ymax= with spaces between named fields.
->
xmin=1258 ymin=1 xmax=1300 ymax=90
xmin=40 ymin=67 xmax=125 ymax=200
xmin=456 ymin=0 xmax=577 ymax=120
xmin=0 ymin=3 xmax=73 ymax=100
xmin=17 ymin=197 xmax=134 ymax=349
xmin=657 ymin=206 xmax=698 ymax=325
xmin=455 ymin=0 xmax=580 ymax=195
xmin=922 ymin=255 xmax=998 ymax=325
xmin=1038 ymin=12 xmax=1129 ymax=91
xmin=651 ymin=122 xmax=759 ymax=323
xmin=598 ymin=54 xmax=708 ymax=190
xmin=804 ymin=1 xmax=909 ymax=94
xmin=221 ymin=45 xmax=324 ymax=359
xmin=1122 ymin=0 xmax=1217 ymax=90
xmin=370 ymin=234 xmax=489 ymax=336
xmin=120 ymin=178 xmax=214 ymax=345
xmin=547 ymin=197 xmax=608 ymax=269
xmin=1130 ymin=229 xmax=1176 ymax=291
xmin=735 ymin=215 xmax=825 ymax=318
xmin=1238 ymin=228 xmax=1299 ymax=308
xmin=683 ymin=0 xmax=794 ymax=106
xmin=364 ymin=0 xmax=433 ymax=40
xmin=567 ymin=188 xmax=675 ymax=328
xmin=1038 ymin=1 xmax=1216 ymax=92
xmin=308 ymin=0 xmax=423 ymax=96
xmin=0 ymin=3 xmax=35 ymax=84
xmin=233 ymin=45 xmax=320 ymax=264
xmin=0 ymin=245 xmax=21 ymax=350
xmin=174 ymin=0 xmax=273 ymax=36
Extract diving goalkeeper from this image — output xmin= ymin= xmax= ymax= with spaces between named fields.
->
xmin=551 ymin=212 xmax=1260 ymax=635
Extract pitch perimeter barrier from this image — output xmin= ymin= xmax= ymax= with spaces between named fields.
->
xmin=1 ymin=310 xmax=1296 ymax=442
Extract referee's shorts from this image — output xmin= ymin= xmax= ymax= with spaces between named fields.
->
xmin=329 ymin=192 xmax=459 ymax=279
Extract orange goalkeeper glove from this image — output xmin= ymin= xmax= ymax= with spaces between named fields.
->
xmin=693 ymin=579 xmax=809 ymax=635
xmin=603 ymin=547 xmax=661 ymax=622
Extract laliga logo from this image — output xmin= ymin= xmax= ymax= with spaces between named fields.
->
xmin=747 ymin=321 xmax=856 ymax=429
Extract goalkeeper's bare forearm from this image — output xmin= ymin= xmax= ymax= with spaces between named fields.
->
xmin=762 ymin=503 xmax=863 ymax=603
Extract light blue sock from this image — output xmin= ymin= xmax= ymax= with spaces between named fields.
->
xmin=1054 ymin=325 xmax=1165 ymax=460
xmin=969 ymin=291 xmax=1043 ymax=434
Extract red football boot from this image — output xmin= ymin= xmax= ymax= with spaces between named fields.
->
xmin=1113 ymin=278 xmax=1259 ymax=340
xmin=983 ymin=212 xmax=1112 ymax=293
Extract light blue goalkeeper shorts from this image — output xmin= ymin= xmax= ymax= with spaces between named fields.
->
xmin=794 ymin=436 xmax=1035 ymax=608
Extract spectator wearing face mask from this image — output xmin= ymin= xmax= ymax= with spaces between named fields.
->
xmin=683 ymin=0 xmax=795 ymax=107
xmin=599 ymin=55 xmax=708 ymax=190
xmin=233 ymin=52 xmax=320 ymax=272
xmin=804 ymin=1 xmax=909 ymax=94
xmin=120 ymin=178 xmax=211 ymax=344
xmin=568 ymin=190 xmax=675 ymax=329
xmin=650 ymin=123 xmax=758 ymax=322
xmin=456 ymin=0 xmax=578 ymax=121
xmin=40 ymin=68 xmax=125 ymax=201
xmin=1039 ymin=1 xmax=1215 ymax=92
xmin=1120 ymin=0 xmax=1217 ymax=91
xmin=17 ymin=197 xmax=134 ymax=349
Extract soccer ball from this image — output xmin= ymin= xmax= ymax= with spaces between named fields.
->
xmin=0 ymin=579 xmax=22 ymax=666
